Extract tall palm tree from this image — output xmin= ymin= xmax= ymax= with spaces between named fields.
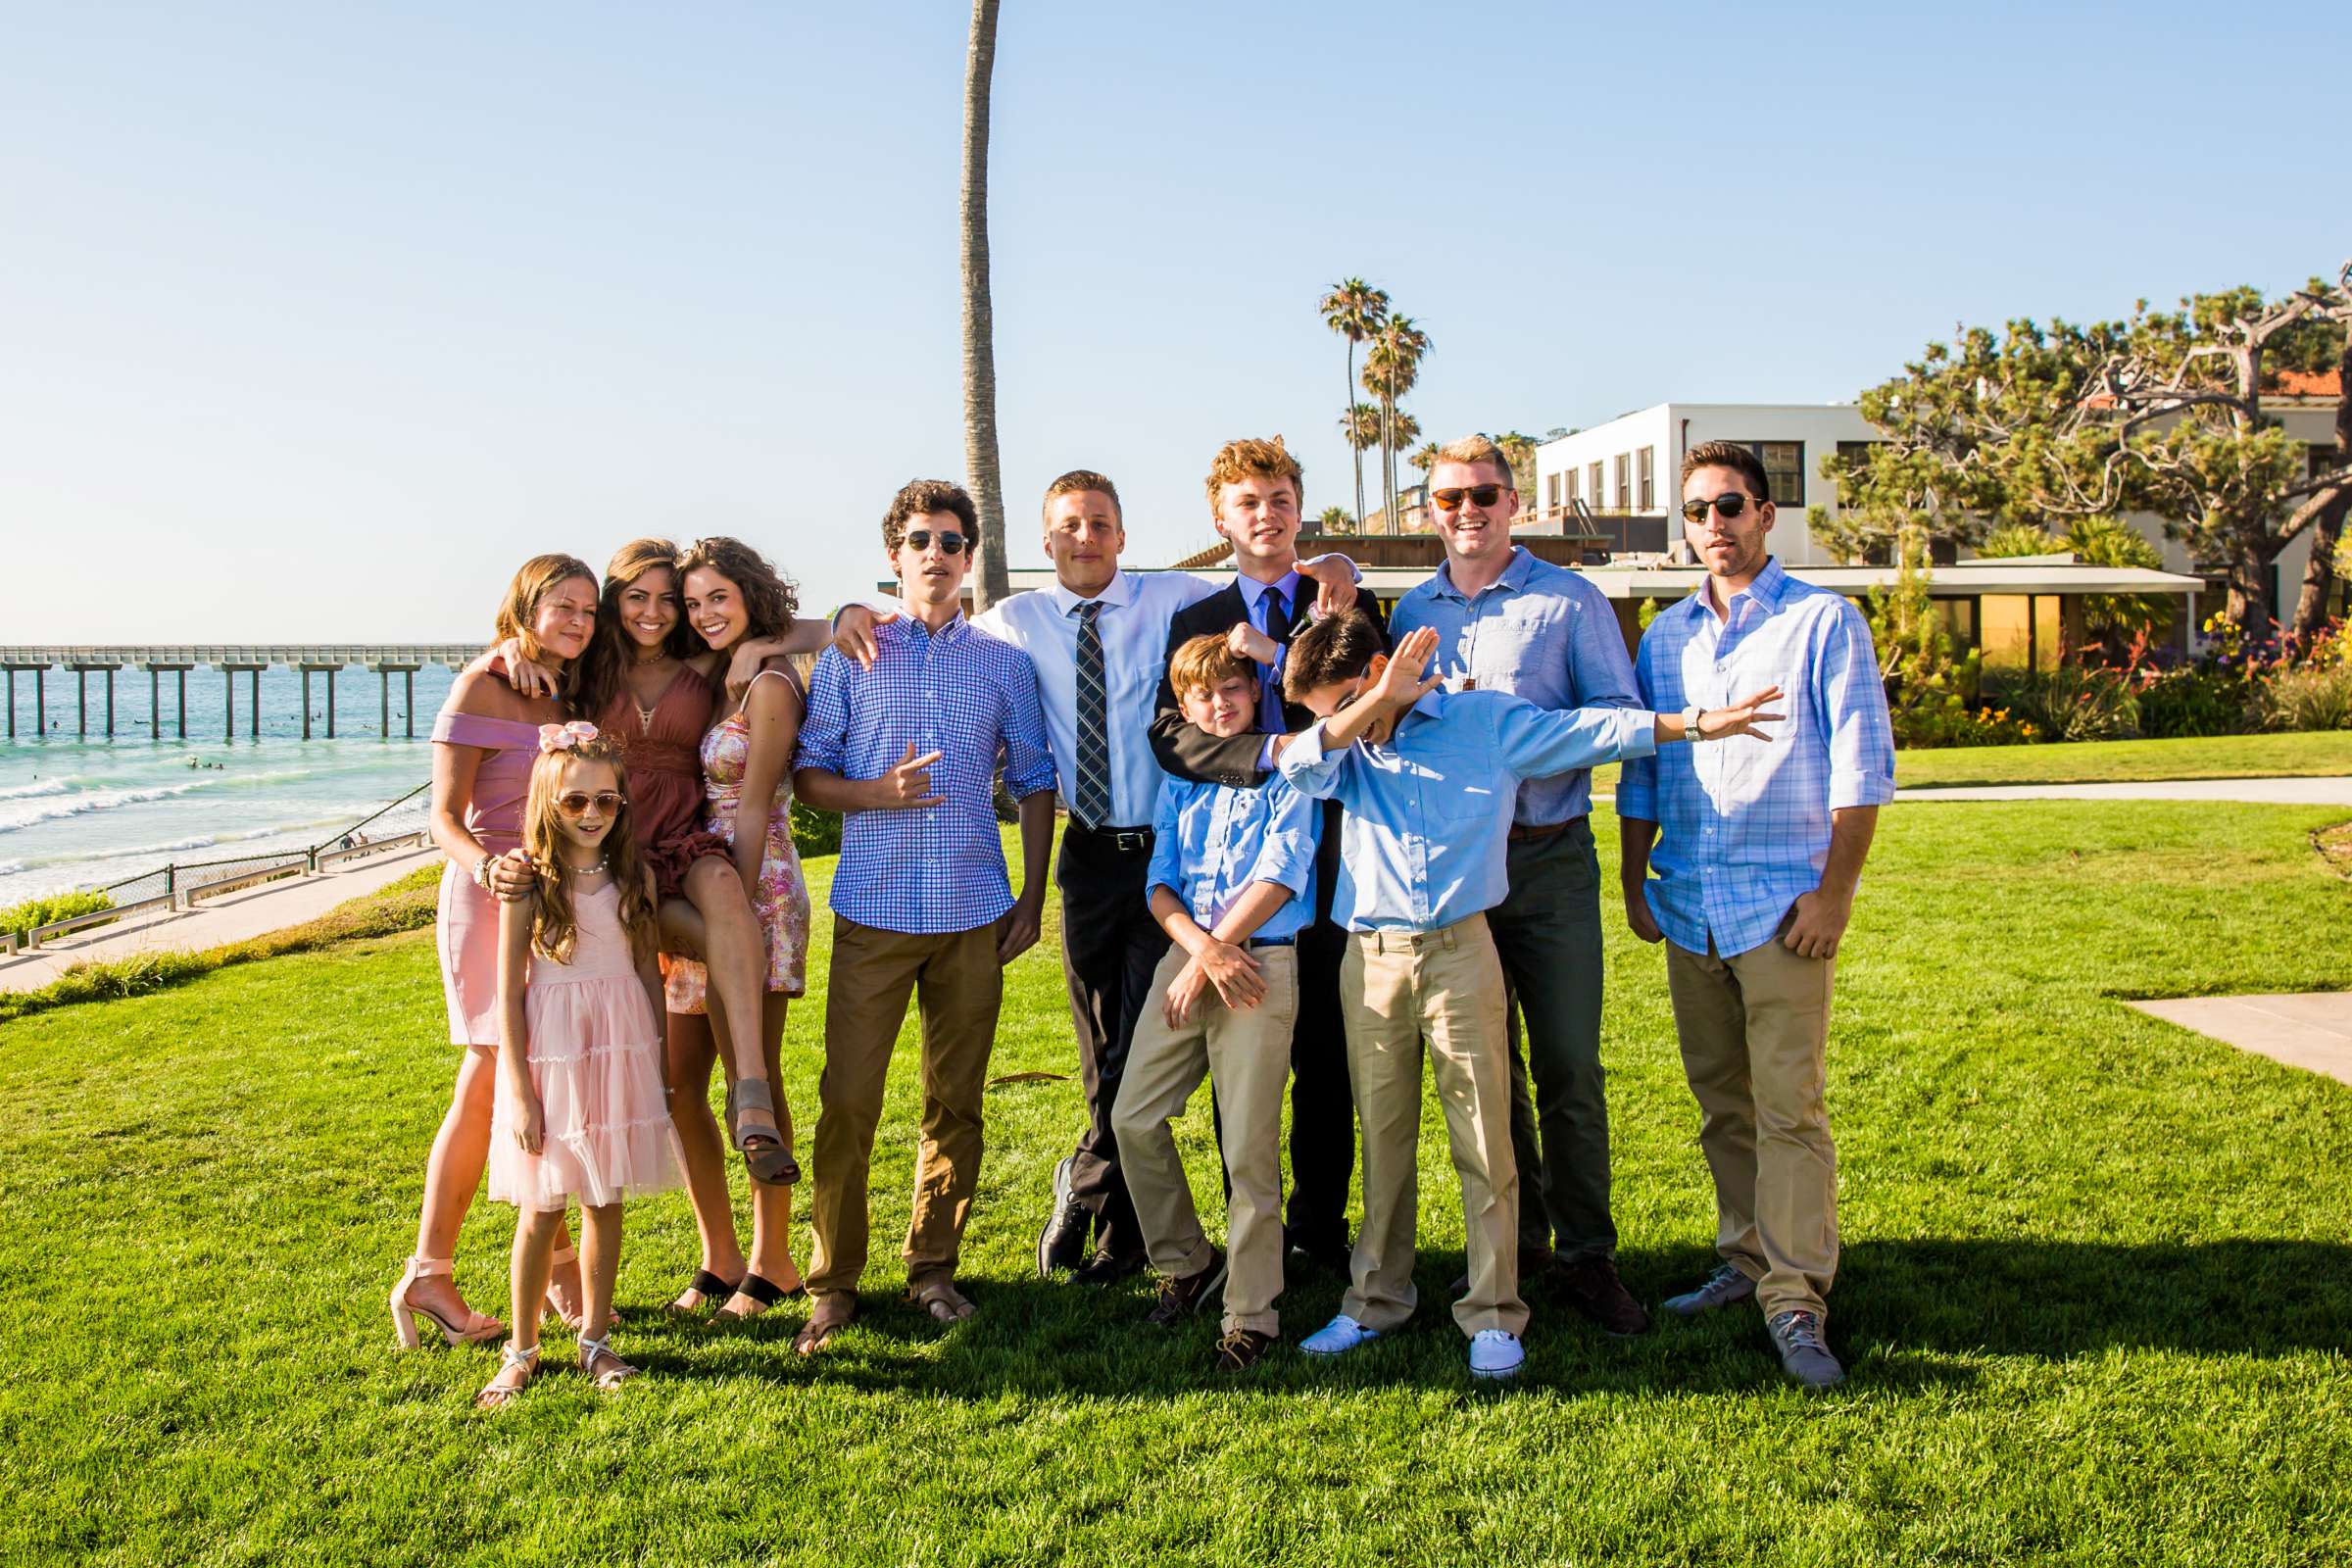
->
xmin=960 ymin=0 xmax=1008 ymax=610
xmin=1362 ymin=316 xmax=1431 ymax=534
xmin=1407 ymin=441 xmax=1441 ymax=474
xmin=1338 ymin=400 xmax=1382 ymax=517
xmin=1319 ymin=280 xmax=1389 ymax=532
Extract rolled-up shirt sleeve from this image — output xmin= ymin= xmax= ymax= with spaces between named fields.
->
xmin=1815 ymin=602 xmax=1897 ymax=809
xmin=1243 ymin=779 xmax=1318 ymax=898
xmin=1275 ymin=720 xmax=1348 ymax=800
xmin=1144 ymin=784 xmax=1186 ymax=904
xmin=1000 ymin=656 xmax=1059 ymax=800
xmin=794 ymin=649 xmax=851 ymax=776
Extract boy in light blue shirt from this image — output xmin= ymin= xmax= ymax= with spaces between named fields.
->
xmin=1270 ymin=610 xmax=1779 ymax=1379
xmin=1109 ymin=632 xmax=1319 ymax=1373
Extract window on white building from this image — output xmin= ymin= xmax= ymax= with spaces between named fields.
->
xmin=1638 ymin=447 xmax=1655 ymax=511
xmin=1726 ymin=440 xmax=1807 ymax=508
xmin=1589 ymin=461 xmax=1604 ymax=511
xmin=1614 ymin=453 xmax=1631 ymax=510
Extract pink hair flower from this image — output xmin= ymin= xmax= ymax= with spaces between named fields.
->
xmin=537 ymin=720 xmax=600 ymax=754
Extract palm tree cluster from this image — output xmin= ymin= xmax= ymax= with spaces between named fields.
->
xmin=1320 ymin=280 xmax=1433 ymax=534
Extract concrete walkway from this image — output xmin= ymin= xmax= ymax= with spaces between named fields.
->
xmin=1897 ymin=776 xmax=2352 ymax=806
xmin=0 ymin=842 xmax=443 ymax=994
xmin=2129 ymin=994 xmax=2352 ymax=1087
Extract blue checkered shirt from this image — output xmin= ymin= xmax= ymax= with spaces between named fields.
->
xmin=1616 ymin=558 xmax=1897 ymax=957
xmin=795 ymin=613 xmax=1057 ymax=934
xmin=1390 ymin=545 xmax=1641 ymax=826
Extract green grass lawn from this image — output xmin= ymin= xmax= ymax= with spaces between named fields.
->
xmin=5 ymin=804 xmax=2350 ymax=1565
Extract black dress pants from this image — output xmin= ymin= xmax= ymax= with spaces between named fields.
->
xmin=1057 ymin=821 xmax=1170 ymax=1255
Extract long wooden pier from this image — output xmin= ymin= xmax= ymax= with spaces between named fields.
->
xmin=0 ymin=645 xmax=481 ymax=740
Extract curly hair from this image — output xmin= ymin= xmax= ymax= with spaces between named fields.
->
xmin=882 ymin=479 xmax=979 ymax=553
xmin=518 ymin=734 xmax=658 ymax=967
xmin=672 ymin=536 xmax=800 ymax=651
xmin=1203 ymin=436 xmax=1304 ymax=516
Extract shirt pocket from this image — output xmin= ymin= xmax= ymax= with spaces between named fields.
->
xmin=1430 ymin=774 xmax=1503 ymax=822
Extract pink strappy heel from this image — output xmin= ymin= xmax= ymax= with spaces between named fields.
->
xmin=388 ymin=1254 xmax=505 ymax=1348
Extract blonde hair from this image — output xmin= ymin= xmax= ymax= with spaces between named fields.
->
xmin=1166 ymin=632 xmax=1256 ymax=704
xmin=492 ymin=554 xmax=598 ymax=670
xmin=518 ymin=735 xmax=659 ymax=966
xmin=1203 ymin=436 xmax=1304 ymax=515
xmin=1432 ymin=435 xmax=1514 ymax=487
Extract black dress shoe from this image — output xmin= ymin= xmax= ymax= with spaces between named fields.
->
xmin=1036 ymin=1155 xmax=1091 ymax=1277
xmin=1069 ymin=1247 xmax=1148 ymax=1287
xmin=1556 ymin=1253 xmax=1651 ymax=1337
xmin=1284 ymin=1231 xmax=1352 ymax=1275
xmin=1144 ymin=1250 xmax=1226 ymax=1326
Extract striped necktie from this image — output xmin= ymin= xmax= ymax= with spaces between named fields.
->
xmin=1072 ymin=599 xmax=1113 ymax=829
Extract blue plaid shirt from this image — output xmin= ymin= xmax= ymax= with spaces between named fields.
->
xmin=796 ymin=613 xmax=1057 ymax=934
xmin=1617 ymin=558 xmax=1897 ymax=957
xmin=1390 ymin=546 xmax=1640 ymax=826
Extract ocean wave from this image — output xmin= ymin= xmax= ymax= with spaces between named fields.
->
xmin=0 ymin=781 xmax=210 ymax=836
xmin=0 ymin=779 xmax=73 ymax=802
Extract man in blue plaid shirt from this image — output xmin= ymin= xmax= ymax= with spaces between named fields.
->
xmin=1617 ymin=440 xmax=1896 ymax=1392
xmin=792 ymin=478 xmax=1058 ymax=1351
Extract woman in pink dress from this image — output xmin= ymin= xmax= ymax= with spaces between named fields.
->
xmin=390 ymin=555 xmax=600 ymax=1349
xmin=662 ymin=536 xmax=817 ymax=1319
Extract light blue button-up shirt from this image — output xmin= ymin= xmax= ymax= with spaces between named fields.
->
xmin=1279 ymin=689 xmax=1656 ymax=933
xmin=1617 ymin=558 xmax=1897 ymax=957
xmin=1389 ymin=545 xmax=1640 ymax=827
xmin=1145 ymin=772 xmax=1319 ymax=945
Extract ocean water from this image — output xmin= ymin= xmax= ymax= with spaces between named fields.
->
xmin=0 ymin=662 xmax=458 ymax=906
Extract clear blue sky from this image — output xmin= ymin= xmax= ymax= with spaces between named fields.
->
xmin=2 ymin=1 xmax=2339 ymax=642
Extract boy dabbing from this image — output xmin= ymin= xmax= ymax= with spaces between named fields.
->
xmin=1109 ymin=633 xmax=1318 ymax=1372
xmin=1274 ymin=611 xmax=1778 ymax=1379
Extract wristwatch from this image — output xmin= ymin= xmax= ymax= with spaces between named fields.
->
xmin=1683 ymin=704 xmax=1710 ymax=741
xmin=472 ymin=854 xmax=497 ymax=891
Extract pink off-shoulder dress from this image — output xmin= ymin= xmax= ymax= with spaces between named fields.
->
xmin=432 ymin=708 xmax=542 ymax=1047
xmin=487 ymin=880 xmax=681 ymax=1211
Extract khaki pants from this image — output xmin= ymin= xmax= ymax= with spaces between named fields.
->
xmin=1664 ymin=929 xmax=1838 ymax=1322
xmin=1340 ymin=913 xmax=1527 ymax=1340
xmin=807 ymin=915 xmax=1003 ymax=1297
xmin=1109 ymin=944 xmax=1298 ymax=1337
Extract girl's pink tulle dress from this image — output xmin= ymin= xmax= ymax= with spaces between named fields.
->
xmin=489 ymin=880 xmax=682 ymax=1212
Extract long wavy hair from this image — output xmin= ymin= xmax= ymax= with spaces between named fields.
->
xmin=672 ymin=536 xmax=799 ymax=652
xmin=571 ymin=538 xmax=698 ymax=722
xmin=518 ymin=735 xmax=658 ymax=967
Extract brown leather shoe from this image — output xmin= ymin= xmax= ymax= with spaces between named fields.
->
xmin=1212 ymin=1326 xmax=1276 ymax=1371
xmin=1144 ymin=1250 xmax=1226 ymax=1325
xmin=1556 ymin=1253 xmax=1650 ymax=1337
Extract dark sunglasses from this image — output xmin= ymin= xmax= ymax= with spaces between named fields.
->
xmin=1682 ymin=494 xmax=1762 ymax=523
xmin=1432 ymin=484 xmax=1505 ymax=513
xmin=905 ymin=529 xmax=968 ymax=555
xmin=555 ymin=790 xmax=625 ymax=818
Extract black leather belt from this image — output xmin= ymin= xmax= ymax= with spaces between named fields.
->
xmin=1248 ymin=935 xmax=1296 ymax=949
xmin=1072 ymin=821 xmax=1154 ymax=854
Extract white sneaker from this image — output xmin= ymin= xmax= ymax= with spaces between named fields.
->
xmin=1468 ymin=1329 xmax=1525 ymax=1380
xmin=1299 ymin=1314 xmax=1380 ymax=1357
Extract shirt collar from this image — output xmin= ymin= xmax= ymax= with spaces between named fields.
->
xmin=1431 ymin=544 xmax=1533 ymax=604
xmin=1393 ymin=688 xmax=1447 ymax=729
xmin=886 ymin=608 xmax=967 ymax=645
xmin=1235 ymin=568 xmax=1301 ymax=612
xmin=1051 ymin=568 xmax=1137 ymax=616
xmin=1697 ymin=555 xmax=1788 ymax=622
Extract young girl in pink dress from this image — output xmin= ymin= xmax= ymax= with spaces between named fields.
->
xmin=476 ymin=724 xmax=680 ymax=1408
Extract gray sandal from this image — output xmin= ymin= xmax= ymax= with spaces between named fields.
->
xmin=725 ymin=1078 xmax=801 ymax=1187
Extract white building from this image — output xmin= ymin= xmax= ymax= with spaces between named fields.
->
xmin=1533 ymin=399 xmax=2334 ymax=612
